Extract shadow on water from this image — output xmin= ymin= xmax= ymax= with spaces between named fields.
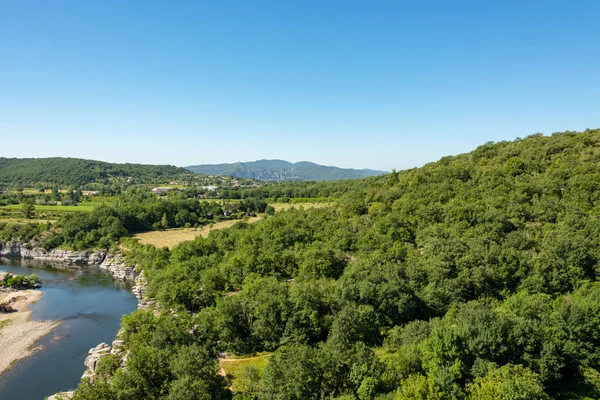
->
xmin=0 ymin=258 xmax=137 ymax=400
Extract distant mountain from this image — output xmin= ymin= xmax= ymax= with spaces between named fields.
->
xmin=0 ymin=157 xmax=196 ymax=187
xmin=185 ymin=159 xmax=388 ymax=181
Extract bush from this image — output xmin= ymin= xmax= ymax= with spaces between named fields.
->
xmin=1 ymin=273 xmax=42 ymax=289
xmin=95 ymin=354 xmax=121 ymax=377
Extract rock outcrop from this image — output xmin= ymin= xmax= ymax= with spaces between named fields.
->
xmin=82 ymin=342 xmax=112 ymax=378
xmin=30 ymin=247 xmax=153 ymax=399
xmin=0 ymin=241 xmax=105 ymax=265
xmin=46 ymin=391 xmax=74 ymax=400
xmin=99 ymin=253 xmax=138 ymax=282
xmin=80 ymin=339 xmax=128 ymax=379
xmin=133 ymin=270 xmax=156 ymax=310
xmin=45 ymin=251 xmax=155 ymax=399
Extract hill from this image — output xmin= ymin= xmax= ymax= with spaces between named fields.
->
xmin=0 ymin=157 xmax=196 ymax=187
xmin=185 ymin=159 xmax=387 ymax=181
xmin=33 ymin=129 xmax=600 ymax=399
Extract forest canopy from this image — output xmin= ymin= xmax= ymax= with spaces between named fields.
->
xmin=0 ymin=157 xmax=196 ymax=187
xmin=45 ymin=129 xmax=600 ymax=399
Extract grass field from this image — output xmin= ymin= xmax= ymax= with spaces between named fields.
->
xmin=133 ymin=202 xmax=333 ymax=249
xmin=219 ymin=353 xmax=271 ymax=393
xmin=79 ymin=200 xmax=115 ymax=207
xmin=198 ymin=199 xmax=243 ymax=204
xmin=270 ymin=201 xmax=333 ymax=212
xmin=133 ymin=216 xmax=263 ymax=249
xmin=4 ymin=188 xmax=70 ymax=195
xmin=1 ymin=204 xmax=95 ymax=212
xmin=0 ymin=217 xmax=56 ymax=224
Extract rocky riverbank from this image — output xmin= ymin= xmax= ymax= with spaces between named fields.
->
xmin=44 ymin=253 xmax=152 ymax=399
xmin=0 ymin=240 xmax=143 ymax=285
xmin=46 ymin=340 xmax=127 ymax=400
xmin=0 ymin=241 xmax=105 ymax=265
xmin=0 ymin=245 xmax=152 ymax=399
xmin=98 ymin=253 xmax=148 ymax=307
xmin=1 ymin=246 xmax=147 ymax=394
xmin=99 ymin=253 xmax=138 ymax=282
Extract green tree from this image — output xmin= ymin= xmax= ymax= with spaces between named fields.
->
xmin=240 ymin=366 xmax=262 ymax=396
xmin=395 ymin=374 xmax=441 ymax=400
xmin=161 ymin=213 xmax=169 ymax=229
xmin=52 ymin=186 xmax=61 ymax=201
xmin=259 ymin=344 xmax=323 ymax=400
xmin=167 ymin=345 xmax=232 ymax=400
xmin=467 ymin=364 xmax=549 ymax=399
xmin=72 ymin=378 xmax=116 ymax=400
xmin=21 ymin=198 xmax=35 ymax=219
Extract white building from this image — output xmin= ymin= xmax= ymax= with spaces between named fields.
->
xmin=152 ymin=187 xmax=173 ymax=194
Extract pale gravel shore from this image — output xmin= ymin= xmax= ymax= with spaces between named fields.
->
xmin=0 ymin=272 xmax=61 ymax=375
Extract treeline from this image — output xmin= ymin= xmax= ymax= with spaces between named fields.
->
xmin=1 ymin=273 xmax=42 ymax=290
xmin=0 ymin=221 xmax=48 ymax=243
xmin=74 ymin=129 xmax=600 ymax=399
xmin=44 ymin=196 xmax=270 ymax=250
xmin=218 ymin=178 xmax=377 ymax=200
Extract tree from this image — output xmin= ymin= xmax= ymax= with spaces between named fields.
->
xmin=240 ymin=366 xmax=262 ymax=396
xmin=168 ymin=345 xmax=231 ymax=400
xmin=161 ymin=213 xmax=169 ymax=230
xmin=21 ymin=198 xmax=35 ymax=219
xmin=72 ymin=378 xmax=116 ymax=400
xmin=467 ymin=364 xmax=549 ymax=399
xmin=259 ymin=344 xmax=323 ymax=400
xmin=52 ymin=186 xmax=61 ymax=201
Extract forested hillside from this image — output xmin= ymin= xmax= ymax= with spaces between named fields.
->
xmin=0 ymin=157 xmax=196 ymax=186
xmin=73 ymin=130 xmax=600 ymax=399
xmin=185 ymin=159 xmax=387 ymax=181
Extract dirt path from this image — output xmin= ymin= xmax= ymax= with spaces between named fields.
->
xmin=218 ymin=354 xmax=271 ymax=362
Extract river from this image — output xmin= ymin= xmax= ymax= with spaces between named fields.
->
xmin=0 ymin=258 xmax=137 ymax=400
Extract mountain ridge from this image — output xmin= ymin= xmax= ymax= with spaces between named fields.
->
xmin=0 ymin=157 xmax=196 ymax=187
xmin=185 ymin=159 xmax=388 ymax=181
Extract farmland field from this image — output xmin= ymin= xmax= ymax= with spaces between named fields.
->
xmin=133 ymin=216 xmax=263 ymax=249
xmin=0 ymin=217 xmax=57 ymax=224
xmin=198 ymin=198 xmax=243 ymax=203
xmin=132 ymin=202 xmax=333 ymax=248
xmin=1 ymin=204 xmax=95 ymax=212
xmin=270 ymin=201 xmax=333 ymax=211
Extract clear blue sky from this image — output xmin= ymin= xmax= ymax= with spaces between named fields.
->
xmin=1 ymin=0 xmax=599 ymax=171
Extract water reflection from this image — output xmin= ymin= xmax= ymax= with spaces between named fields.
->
xmin=0 ymin=258 xmax=136 ymax=400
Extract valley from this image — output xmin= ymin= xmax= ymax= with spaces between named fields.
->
xmin=1 ymin=130 xmax=600 ymax=399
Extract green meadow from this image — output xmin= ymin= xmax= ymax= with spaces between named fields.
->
xmin=1 ymin=204 xmax=95 ymax=213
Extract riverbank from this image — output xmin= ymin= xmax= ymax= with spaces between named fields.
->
xmin=0 ymin=261 xmax=139 ymax=399
xmin=0 ymin=272 xmax=61 ymax=374
xmin=0 ymin=241 xmax=105 ymax=265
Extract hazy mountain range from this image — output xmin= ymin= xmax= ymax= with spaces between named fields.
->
xmin=185 ymin=159 xmax=388 ymax=181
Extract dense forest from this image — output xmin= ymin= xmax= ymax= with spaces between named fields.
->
xmin=185 ymin=159 xmax=387 ymax=181
xmin=221 ymin=178 xmax=375 ymax=201
xmin=34 ymin=130 xmax=600 ymax=398
xmin=0 ymin=157 xmax=198 ymax=187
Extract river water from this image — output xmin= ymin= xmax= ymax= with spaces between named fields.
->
xmin=0 ymin=258 xmax=137 ymax=400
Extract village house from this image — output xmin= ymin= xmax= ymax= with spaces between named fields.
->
xmin=152 ymin=187 xmax=173 ymax=194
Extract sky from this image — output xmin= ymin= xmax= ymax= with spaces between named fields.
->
xmin=1 ymin=0 xmax=599 ymax=172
